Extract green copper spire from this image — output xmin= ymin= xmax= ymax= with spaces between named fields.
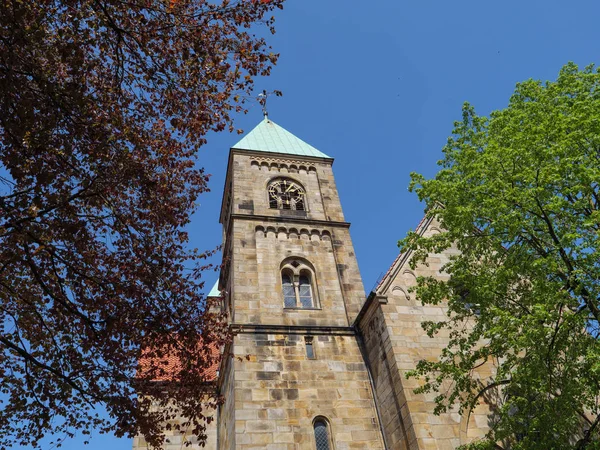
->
xmin=232 ymin=117 xmax=330 ymax=158
xmin=207 ymin=279 xmax=220 ymax=298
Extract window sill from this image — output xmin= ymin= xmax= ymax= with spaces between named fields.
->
xmin=283 ymin=307 xmax=322 ymax=311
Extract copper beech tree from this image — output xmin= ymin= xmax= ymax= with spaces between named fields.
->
xmin=0 ymin=0 xmax=283 ymax=447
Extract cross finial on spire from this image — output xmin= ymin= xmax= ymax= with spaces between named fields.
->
xmin=257 ymin=89 xmax=282 ymax=120
xmin=257 ymin=90 xmax=268 ymax=119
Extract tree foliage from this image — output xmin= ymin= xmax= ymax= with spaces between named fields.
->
xmin=402 ymin=63 xmax=600 ymax=449
xmin=0 ymin=0 xmax=283 ymax=447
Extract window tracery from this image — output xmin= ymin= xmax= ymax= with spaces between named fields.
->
xmin=280 ymin=259 xmax=318 ymax=309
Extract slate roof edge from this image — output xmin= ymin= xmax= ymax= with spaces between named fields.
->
xmin=231 ymin=117 xmax=331 ymax=159
xmin=372 ymin=213 xmax=434 ymax=295
xmin=230 ymin=147 xmax=335 ymax=163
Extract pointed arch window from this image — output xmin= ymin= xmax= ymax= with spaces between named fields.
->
xmin=280 ymin=259 xmax=319 ymax=309
xmin=314 ymin=418 xmax=332 ymax=450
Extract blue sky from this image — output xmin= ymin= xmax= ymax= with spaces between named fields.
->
xmin=43 ymin=0 xmax=600 ymax=448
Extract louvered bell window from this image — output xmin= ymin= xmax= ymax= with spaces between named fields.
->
xmin=314 ymin=419 xmax=331 ymax=450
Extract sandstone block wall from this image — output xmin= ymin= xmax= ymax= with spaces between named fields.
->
xmin=359 ymin=302 xmax=416 ymax=450
xmin=225 ymin=152 xmax=367 ymax=328
xmin=360 ymin=218 xmax=497 ymax=450
xmin=228 ymin=152 xmax=344 ymax=224
xmin=218 ymin=357 xmax=236 ymax=449
xmin=232 ymin=331 xmax=385 ymax=450
xmin=231 ymin=218 xmax=350 ymax=327
xmin=330 ymin=227 xmax=368 ymax=323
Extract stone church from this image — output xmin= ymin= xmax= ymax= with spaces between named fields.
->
xmin=133 ymin=117 xmax=495 ymax=450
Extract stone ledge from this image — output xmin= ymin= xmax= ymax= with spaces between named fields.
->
xmin=230 ymin=213 xmax=351 ymax=229
xmin=230 ymin=323 xmax=356 ymax=336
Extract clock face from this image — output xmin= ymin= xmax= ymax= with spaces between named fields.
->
xmin=268 ymin=179 xmax=306 ymax=211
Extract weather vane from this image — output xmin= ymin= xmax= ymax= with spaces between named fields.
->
xmin=257 ymin=89 xmax=282 ymax=120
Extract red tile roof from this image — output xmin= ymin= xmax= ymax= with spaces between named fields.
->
xmin=138 ymin=340 xmax=220 ymax=383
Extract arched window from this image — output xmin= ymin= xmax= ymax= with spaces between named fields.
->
xmin=280 ymin=259 xmax=318 ymax=309
xmin=298 ymin=273 xmax=313 ymax=308
xmin=268 ymin=178 xmax=306 ymax=211
xmin=314 ymin=418 xmax=332 ymax=450
xmin=282 ymin=271 xmax=296 ymax=308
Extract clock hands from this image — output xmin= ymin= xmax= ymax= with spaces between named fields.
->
xmin=268 ymin=180 xmax=304 ymax=211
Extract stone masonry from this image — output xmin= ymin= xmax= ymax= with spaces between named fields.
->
xmin=215 ymin=146 xmax=385 ymax=450
xmin=358 ymin=216 xmax=498 ymax=449
xmin=132 ymin=118 xmax=495 ymax=450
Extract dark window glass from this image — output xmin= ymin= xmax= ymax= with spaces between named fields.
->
xmin=282 ymin=273 xmax=296 ymax=308
xmin=465 ymin=302 xmax=481 ymax=316
xmin=314 ymin=419 xmax=331 ymax=450
xmin=282 ymin=194 xmax=292 ymax=209
xmin=268 ymin=180 xmax=305 ymax=211
xmin=305 ymin=337 xmax=315 ymax=359
xmin=455 ymin=282 xmax=480 ymax=315
xmin=298 ymin=274 xmax=313 ymax=308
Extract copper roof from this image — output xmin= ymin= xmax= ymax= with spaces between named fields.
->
xmin=232 ymin=117 xmax=330 ymax=158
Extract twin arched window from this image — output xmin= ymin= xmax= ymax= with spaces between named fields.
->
xmin=281 ymin=259 xmax=318 ymax=309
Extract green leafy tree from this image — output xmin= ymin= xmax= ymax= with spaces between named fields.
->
xmin=0 ymin=0 xmax=283 ymax=448
xmin=402 ymin=63 xmax=600 ymax=449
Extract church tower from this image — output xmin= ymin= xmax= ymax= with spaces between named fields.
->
xmin=215 ymin=117 xmax=386 ymax=449
xmin=132 ymin=116 xmax=497 ymax=450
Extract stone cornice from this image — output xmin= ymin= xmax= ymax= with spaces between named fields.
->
xmin=230 ymin=323 xmax=356 ymax=336
xmin=229 ymin=213 xmax=351 ymax=229
xmin=230 ymin=148 xmax=335 ymax=164
xmin=353 ymin=293 xmax=388 ymax=329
